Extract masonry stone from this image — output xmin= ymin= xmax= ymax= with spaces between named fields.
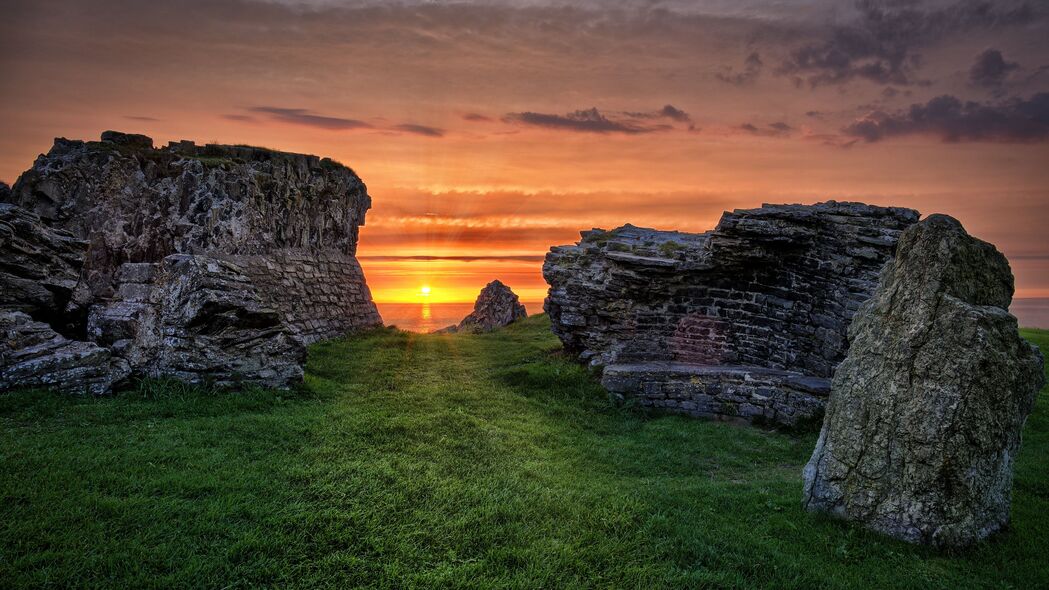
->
xmin=1 ymin=132 xmax=382 ymax=392
xmin=543 ymin=201 xmax=919 ymax=426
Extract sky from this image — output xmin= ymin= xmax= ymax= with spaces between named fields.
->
xmin=1 ymin=0 xmax=1048 ymax=303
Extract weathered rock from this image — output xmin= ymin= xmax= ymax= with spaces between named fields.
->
xmin=543 ymin=201 xmax=919 ymax=426
xmin=0 ymin=131 xmax=382 ymax=393
xmin=4 ymin=131 xmax=381 ymax=341
xmin=444 ymin=280 xmax=527 ymax=333
xmin=802 ymin=215 xmax=1045 ymax=547
xmin=0 ymin=204 xmax=87 ymax=330
xmin=0 ymin=311 xmax=129 ymax=395
xmin=0 ymin=181 xmax=10 ymax=201
xmin=88 ymin=255 xmax=305 ymax=389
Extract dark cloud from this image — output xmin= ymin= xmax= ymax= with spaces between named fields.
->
xmin=505 ymin=107 xmax=674 ymax=134
xmin=124 ymin=115 xmax=159 ymax=121
xmin=716 ymin=52 xmax=763 ymax=86
xmin=248 ymin=106 xmax=372 ymax=130
xmin=654 ymin=104 xmax=693 ymax=123
xmin=779 ymin=0 xmax=1035 ymax=87
xmin=393 ymin=123 xmax=445 ymax=137
xmin=622 ymin=104 xmax=694 ymax=129
xmin=739 ymin=121 xmax=793 ymax=136
xmin=462 ymin=113 xmax=493 ymax=122
xmin=844 ymin=93 xmax=1049 ymax=143
xmin=969 ymin=48 xmax=1019 ymax=88
xmin=222 ymin=114 xmax=256 ymax=122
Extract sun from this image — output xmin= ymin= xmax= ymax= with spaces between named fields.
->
xmin=419 ymin=285 xmax=432 ymax=297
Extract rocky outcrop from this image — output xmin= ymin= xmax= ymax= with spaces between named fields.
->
xmin=544 ymin=201 xmax=919 ymax=426
xmin=802 ymin=215 xmax=1045 ymax=547
xmin=444 ymin=280 xmax=528 ymax=333
xmin=88 ymin=256 xmax=305 ymax=388
xmin=5 ymin=131 xmax=380 ymax=342
xmin=0 ymin=131 xmax=382 ymax=392
xmin=1 ymin=311 xmax=129 ymax=395
xmin=0 ymin=203 xmax=87 ymax=331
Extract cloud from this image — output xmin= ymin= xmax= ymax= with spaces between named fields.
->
xmin=248 ymin=106 xmax=372 ymax=130
xmin=124 ymin=115 xmax=159 ymax=121
xmin=625 ymin=104 xmax=693 ymax=123
xmin=969 ymin=48 xmax=1019 ymax=88
xmin=843 ymin=93 xmax=1049 ymax=143
xmin=716 ymin=52 xmax=763 ymax=86
xmin=779 ymin=0 xmax=1035 ymax=87
xmin=738 ymin=121 xmax=793 ymax=136
xmin=222 ymin=114 xmax=257 ymax=122
xmin=505 ymin=107 xmax=655 ymax=134
xmin=462 ymin=113 xmax=493 ymax=122
xmin=393 ymin=123 xmax=445 ymax=137
xmin=505 ymin=105 xmax=693 ymax=134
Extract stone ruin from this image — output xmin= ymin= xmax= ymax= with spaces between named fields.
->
xmin=1 ymin=131 xmax=382 ymax=393
xmin=441 ymin=280 xmax=527 ymax=333
xmin=543 ymin=201 xmax=920 ymax=427
xmin=803 ymin=215 xmax=1045 ymax=547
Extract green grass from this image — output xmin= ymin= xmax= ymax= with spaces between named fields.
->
xmin=1 ymin=318 xmax=1047 ymax=589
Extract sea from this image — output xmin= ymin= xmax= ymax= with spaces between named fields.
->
xmin=375 ymin=301 xmax=545 ymax=333
xmin=375 ymin=298 xmax=1049 ymax=333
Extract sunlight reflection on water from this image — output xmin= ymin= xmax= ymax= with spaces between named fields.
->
xmin=375 ymin=301 xmax=541 ymax=333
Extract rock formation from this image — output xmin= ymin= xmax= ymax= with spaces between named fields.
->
xmin=0 ymin=131 xmax=382 ymax=392
xmin=544 ymin=201 xmax=919 ymax=426
xmin=1 ymin=311 xmax=129 ymax=395
xmin=442 ymin=280 xmax=528 ymax=333
xmin=87 ymin=256 xmax=305 ymax=388
xmin=1 ymin=203 xmax=87 ymax=332
xmin=802 ymin=215 xmax=1045 ymax=548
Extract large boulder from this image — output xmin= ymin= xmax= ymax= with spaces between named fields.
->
xmin=445 ymin=280 xmax=527 ymax=333
xmin=802 ymin=215 xmax=1045 ymax=547
xmin=543 ymin=201 xmax=919 ymax=426
xmin=0 ymin=311 xmax=129 ymax=395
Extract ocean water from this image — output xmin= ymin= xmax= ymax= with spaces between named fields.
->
xmin=375 ymin=298 xmax=1049 ymax=333
xmin=375 ymin=301 xmax=543 ymax=333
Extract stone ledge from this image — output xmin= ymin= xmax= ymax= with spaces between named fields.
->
xmin=601 ymin=362 xmax=830 ymax=427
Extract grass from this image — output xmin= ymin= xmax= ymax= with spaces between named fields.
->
xmin=1 ymin=317 xmax=1047 ymax=589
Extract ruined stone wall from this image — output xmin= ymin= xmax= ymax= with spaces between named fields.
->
xmin=1 ymin=132 xmax=383 ymax=392
xmin=232 ymin=250 xmax=380 ymax=344
xmin=543 ymin=201 xmax=919 ymax=426
xmin=2 ymin=131 xmax=381 ymax=344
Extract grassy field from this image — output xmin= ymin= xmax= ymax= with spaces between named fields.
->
xmin=1 ymin=316 xmax=1047 ymax=589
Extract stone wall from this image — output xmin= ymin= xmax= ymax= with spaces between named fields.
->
xmin=543 ymin=201 xmax=919 ymax=426
xmin=88 ymin=256 xmax=305 ymax=388
xmin=1 ymin=132 xmax=382 ymax=392
xmin=232 ymin=250 xmax=379 ymax=344
xmin=3 ymin=131 xmax=381 ymax=341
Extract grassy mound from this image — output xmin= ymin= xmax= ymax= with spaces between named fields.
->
xmin=2 ymin=316 xmax=1047 ymax=588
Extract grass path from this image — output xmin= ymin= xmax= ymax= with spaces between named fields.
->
xmin=2 ymin=317 xmax=1047 ymax=588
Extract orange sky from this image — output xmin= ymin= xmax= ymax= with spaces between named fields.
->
xmin=2 ymin=0 xmax=1048 ymax=302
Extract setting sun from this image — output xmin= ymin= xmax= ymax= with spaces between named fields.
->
xmin=419 ymin=285 xmax=432 ymax=297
